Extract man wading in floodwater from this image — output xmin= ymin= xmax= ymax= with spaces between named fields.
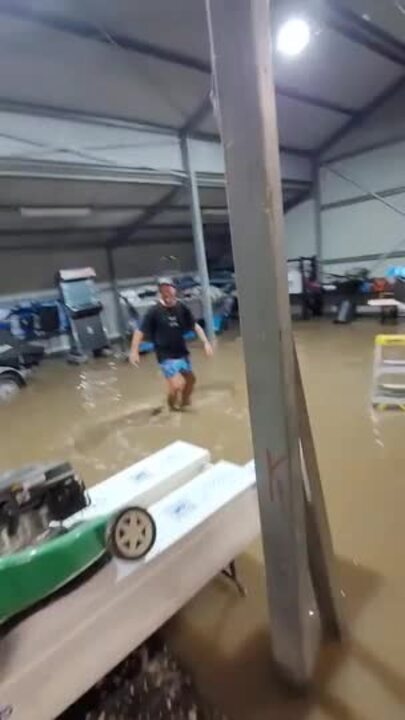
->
xmin=130 ymin=278 xmax=213 ymax=410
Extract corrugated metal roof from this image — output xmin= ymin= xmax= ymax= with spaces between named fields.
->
xmin=0 ymin=0 xmax=403 ymax=247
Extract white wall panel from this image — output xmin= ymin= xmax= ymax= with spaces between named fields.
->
xmin=189 ymin=139 xmax=224 ymax=174
xmin=322 ymin=140 xmax=405 ymax=205
xmin=284 ymin=135 xmax=405 ymax=274
xmin=323 ymin=195 xmax=405 ymax=262
xmin=284 ymin=199 xmax=316 ymax=258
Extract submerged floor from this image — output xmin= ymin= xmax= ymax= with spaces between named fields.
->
xmin=1 ymin=321 xmax=405 ymax=719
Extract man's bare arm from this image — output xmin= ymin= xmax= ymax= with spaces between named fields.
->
xmin=130 ymin=329 xmax=144 ymax=365
xmin=194 ymin=323 xmax=214 ymax=357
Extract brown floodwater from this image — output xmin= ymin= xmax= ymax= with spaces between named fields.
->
xmin=0 ymin=328 xmax=251 ymax=485
xmin=1 ymin=321 xmax=405 ymax=719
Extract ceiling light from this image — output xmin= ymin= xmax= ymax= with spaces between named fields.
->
xmin=20 ymin=207 xmax=92 ymax=218
xmin=202 ymin=208 xmax=227 ymax=217
xmin=277 ymin=18 xmax=311 ymax=57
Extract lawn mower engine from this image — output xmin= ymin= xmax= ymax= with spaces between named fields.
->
xmin=0 ymin=462 xmax=88 ymax=555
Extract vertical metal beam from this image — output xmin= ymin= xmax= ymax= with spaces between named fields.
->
xmin=313 ymin=162 xmax=323 ymax=280
xmin=106 ymin=246 xmax=127 ymax=348
xmin=180 ymin=136 xmax=215 ymax=341
xmin=206 ymin=0 xmax=330 ymax=686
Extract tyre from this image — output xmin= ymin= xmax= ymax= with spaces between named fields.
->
xmin=106 ymin=506 xmax=156 ymax=561
xmin=0 ymin=371 xmax=24 ymax=403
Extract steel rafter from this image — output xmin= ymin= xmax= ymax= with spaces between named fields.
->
xmin=317 ymin=75 xmax=405 ymax=159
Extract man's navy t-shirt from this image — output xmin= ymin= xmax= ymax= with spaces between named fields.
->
xmin=141 ymin=301 xmax=195 ymax=362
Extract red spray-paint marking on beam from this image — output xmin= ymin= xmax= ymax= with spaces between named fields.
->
xmin=266 ymin=449 xmax=287 ymax=502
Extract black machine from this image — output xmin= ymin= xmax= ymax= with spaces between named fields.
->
xmin=329 ymin=269 xmax=369 ymax=324
xmin=0 ymin=327 xmax=44 ymax=401
xmin=334 ymin=278 xmax=362 ymax=324
xmin=0 ymin=328 xmax=44 ymax=370
xmin=57 ymin=267 xmax=111 ymax=363
xmin=0 ymin=462 xmax=88 ymax=554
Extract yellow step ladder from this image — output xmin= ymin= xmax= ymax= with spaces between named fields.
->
xmin=372 ymin=334 xmax=405 ymax=409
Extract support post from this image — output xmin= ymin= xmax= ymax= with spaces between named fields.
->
xmin=180 ymin=136 xmax=215 ymax=341
xmin=106 ymin=246 xmax=127 ymax=349
xmin=313 ymin=162 xmax=323 ymax=281
xmin=205 ymin=0 xmax=342 ymax=685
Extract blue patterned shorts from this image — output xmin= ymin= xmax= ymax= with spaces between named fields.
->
xmin=159 ymin=357 xmax=192 ymax=379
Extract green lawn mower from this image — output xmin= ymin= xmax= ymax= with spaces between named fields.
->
xmin=0 ymin=462 xmax=156 ymax=624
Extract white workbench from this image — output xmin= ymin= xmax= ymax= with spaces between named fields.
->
xmin=0 ymin=445 xmax=259 ymax=720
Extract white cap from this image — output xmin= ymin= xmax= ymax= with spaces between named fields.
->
xmin=157 ymin=276 xmax=175 ymax=287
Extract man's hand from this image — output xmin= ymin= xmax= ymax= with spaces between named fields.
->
xmin=204 ymin=341 xmax=214 ymax=358
xmin=129 ymin=351 xmax=140 ymax=367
